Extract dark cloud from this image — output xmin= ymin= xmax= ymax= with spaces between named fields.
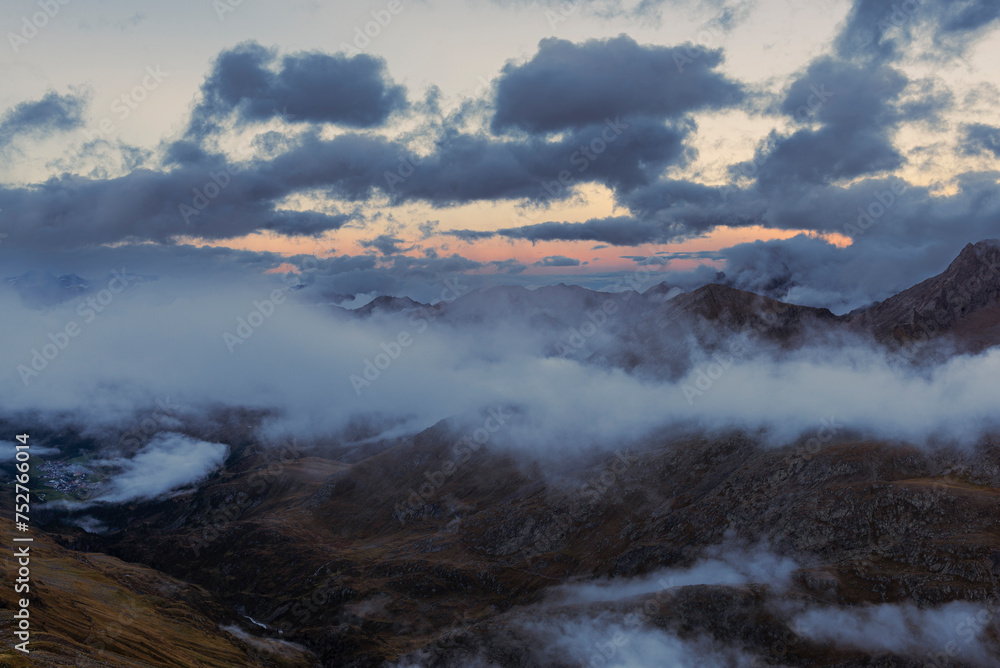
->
xmin=417 ymin=221 xmax=439 ymax=239
xmin=498 ymin=216 xmax=664 ymax=246
xmin=360 ymin=234 xmax=415 ymax=256
xmin=491 ymin=35 xmax=742 ymax=134
xmin=448 ymin=229 xmax=498 ymax=242
xmin=754 ymin=58 xmax=908 ymax=186
xmin=0 ymin=91 xmax=88 ymax=155
xmin=489 ymin=259 xmax=529 ymax=274
xmin=2 ymin=2 xmax=998 ymax=312
xmin=835 ymin=0 xmax=1000 ymax=62
xmin=961 ymin=123 xmax=1000 ymax=157
xmin=752 ymin=1 xmax=985 ymax=193
xmin=265 ymin=210 xmax=354 ymax=237
xmin=459 ymin=164 xmax=1000 ymax=274
xmin=834 ymin=0 xmax=921 ymax=63
xmin=491 ymin=213 xmax=711 ymax=247
xmin=620 ymin=254 xmax=671 ymax=264
xmin=484 ymin=179 xmax=763 ymax=246
xmin=713 ymin=233 xmax=974 ymax=313
xmin=896 ymin=77 xmax=954 ymax=129
xmin=535 ymin=255 xmax=582 ymax=267
xmin=263 ymin=115 xmax=688 ymax=204
xmin=2 ymin=36 xmax=712 ymax=250
xmin=163 ymin=140 xmax=210 ymax=166
xmin=187 ymin=42 xmax=407 ymax=137
xmin=759 ymin=172 xmax=1000 ymax=245
xmin=48 ymin=136 xmax=152 ymax=181
xmin=941 ymin=0 xmax=1000 ymax=33
xmin=0 ymin=152 xmax=356 ymax=248
xmin=697 ymin=172 xmax=1000 ymax=311
xmin=2 ymin=112 xmax=681 ymax=246
xmin=0 ymin=109 xmax=676 ymax=247
xmin=491 ymin=212 xmax=730 ymax=247
xmin=622 ymin=178 xmax=745 ymax=219
xmin=656 ymin=250 xmax=724 ymax=260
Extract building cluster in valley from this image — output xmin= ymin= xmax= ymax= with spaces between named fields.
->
xmin=37 ymin=460 xmax=101 ymax=497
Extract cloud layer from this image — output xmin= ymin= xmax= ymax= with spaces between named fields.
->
xmin=3 ymin=274 xmax=1000 ymax=458
xmin=95 ymin=433 xmax=228 ymax=503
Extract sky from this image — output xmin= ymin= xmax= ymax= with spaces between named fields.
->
xmin=1 ymin=0 xmax=999 ymax=309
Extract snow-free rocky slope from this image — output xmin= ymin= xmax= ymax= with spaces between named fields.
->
xmin=7 ymin=241 xmax=1000 ymax=666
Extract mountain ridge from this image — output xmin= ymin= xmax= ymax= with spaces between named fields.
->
xmin=7 ymin=240 xmax=1000 ymax=666
xmin=337 ymin=240 xmax=1000 ymax=359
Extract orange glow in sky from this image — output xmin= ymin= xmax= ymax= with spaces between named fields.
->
xmin=178 ymin=225 xmax=854 ymax=276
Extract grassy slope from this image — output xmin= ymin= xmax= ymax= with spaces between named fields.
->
xmin=0 ymin=516 xmax=316 ymax=667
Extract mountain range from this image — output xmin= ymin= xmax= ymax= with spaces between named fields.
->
xmin=3 ymin=240 xmax=1000 ymax=667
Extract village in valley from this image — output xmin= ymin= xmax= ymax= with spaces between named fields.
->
xmin=36 ymin=459 xmax=102 ymax=499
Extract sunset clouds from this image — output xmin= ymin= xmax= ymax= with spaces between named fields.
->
xmin=0 ymin=0 xmax=998 ymax=311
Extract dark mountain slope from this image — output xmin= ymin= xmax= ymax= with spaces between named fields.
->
xmin=847 ymin=240 xmax=1000 ymax=353
xmin=591 ymin=283 xmax=840 ymax=377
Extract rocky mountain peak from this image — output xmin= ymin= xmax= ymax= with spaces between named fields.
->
xmin=847 ymin=239 xmax=1000 ymax=350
